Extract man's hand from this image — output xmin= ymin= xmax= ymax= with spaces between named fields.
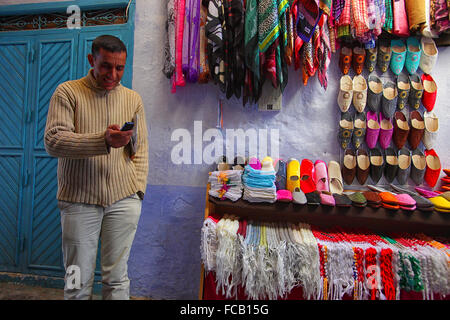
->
xmin=105 ymin=124 xmax=133 ymax=148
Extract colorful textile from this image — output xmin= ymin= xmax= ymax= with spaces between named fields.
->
xmin=182 ymin=0 xmax=201 ymax=83
xmin=317 ymin=15 xmax=331 ymax=90
xmin=351 ymin=0 xmax=370 ymax=39
xmin=244 ymin=0 xmax=260 ymax=103
xmin=393 ymin=0 xmax=410 ymax=36
xmin=337 ymin=0 xmax=351 ymax=26
xmin=223 ymin=0 xmax=245 ymax=99
xmin=258 ymin=0 xmax=280 ymax=52
xmin=205 ymin=0 xmax=225 ymax=91
xmin=405 ymin=0 xmax=426 ymax=32
xmin=332 ymin=0 xmax=345 ymax=21
xmin=383 ymin=0 xmax=393 ymax=31
xmin=201 ymin=219 xmax=450 ymax=300
xmin=319 ymin=0 xmax=332 ymax=16
xmin=174 ymin=0 xmax=187 ymax=90
xmin=163 ymin=0 xmax=176 ymax=79
xmin=198 ymin=3 xmax=211 ymax=83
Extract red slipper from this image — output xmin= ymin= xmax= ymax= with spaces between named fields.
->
xmin=441 ymin=176 xmax=450 ymax=183
xmin=421 ymin=74 xmax=437 ymax=112
xmin=442 ymin=186 xmax=450 ymax=191
xmin=424 ymin=149 xmax=441 ymax=188
xmin=300 ymin=159 xmax=316 ymax=193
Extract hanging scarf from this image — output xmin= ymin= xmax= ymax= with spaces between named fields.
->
xmin=317 ymin=15 xmax=331 ymax=90
xmin=351 ymin=0 xmax=370 ymax=40
xmin=332 ymin=0 xmax=345 ymax=21
xmin=244 ymin=0 xmax=260 ymax=104
xmin=291 ymin=1 xmax=304 ymax=70
xmin=172 ymin=0 xmax=187 ymax=92
xmin=336 ymin=0 xmax=351 ymax=38
xmin=285 ymin=7 xmax=295 ymax=66
xmin=182 ymin=0 xmax=201 ymax=83
xmin=163 ymin=0 xmax=176 ymax=79
xmin=258 ymin=0 xmax=281 ymax=53
xmin=393 ymin=0 xmax=410 ymax=36
xmin=319 ymin=0 xmax=331 ymax=16
xmin=198 ymin=3 xmax=211 ymax=83
xmin=223 ymin=0 xmax=245 ymax=99
xmin=205 ymin=0 xmax=226 ymax=92
xmin=276 ymin=0 xmax=290 ymax=92
xmin=383 ymin=0 xmax=393 ymax=32
xmin=301 ymin=37 xmax=314 ymax=86
xmin=296 ymin=0 xmax=322 ymax=42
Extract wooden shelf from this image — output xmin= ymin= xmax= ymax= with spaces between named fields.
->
xmin=208 ymin=196 xmax=450 ymax=237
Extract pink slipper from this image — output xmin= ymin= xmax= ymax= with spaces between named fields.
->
xmin=415 ymin=187 xmax=440 ymax=198
xmin=395 ymin=193 xmax=416 ymax=207
xmin=277 ymin=190 xmax=293 ymax=202
xmin=320 ymin=191 xmax=335 ymax=206
xmin=313 ymin=160 xmax=329 ymax=192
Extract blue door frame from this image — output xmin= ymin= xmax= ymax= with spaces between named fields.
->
xmin=0 ymin=0 xmax=136 ymax=289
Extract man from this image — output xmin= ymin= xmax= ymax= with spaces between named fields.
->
xmin=44 ymin=35 xmax=148 ymax=300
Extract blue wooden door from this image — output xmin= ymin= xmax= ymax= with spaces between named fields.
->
xmin=25 ymin=34 xmax=78 ymax=275
xmin=0 ymin=26 xmax=134 ymax=281
xmin=0 ymin=38 xmax=32 ymax=271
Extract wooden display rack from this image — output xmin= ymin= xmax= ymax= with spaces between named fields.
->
xmin=198 ymin=184 xmax=450 ymax=299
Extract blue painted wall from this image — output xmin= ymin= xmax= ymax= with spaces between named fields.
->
xmin=128 ymin=185 xmax=206 ymax=299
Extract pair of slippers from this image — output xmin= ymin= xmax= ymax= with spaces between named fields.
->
xmin=286 ymin=159 xmax=317 ymax=194
xmin=368 ymin=185 xmax=417 ymax=211
xmin=391 ymin=184 xmax=435 ymax=211
xmin=339 ymin=45 xmax=366 ymax=75
xmin=389 ymin=37 xmax=421 ymax=75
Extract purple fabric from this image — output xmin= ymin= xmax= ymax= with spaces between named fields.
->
xmin=332 ymin=0 xmax=345 ymax=21
xmin=182 ymin=0 xmax=201 ymax=83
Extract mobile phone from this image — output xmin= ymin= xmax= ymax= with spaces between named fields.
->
xmin=120 ymin=122 xmax=134 ymax=131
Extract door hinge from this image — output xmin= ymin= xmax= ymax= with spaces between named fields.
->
xmin=28 ymin=47 xmax=35 ymax=63
xmin=26 ymin=109 xmax=33 ymax=123
xmin=23 ymin=169 xmax=30 ymax=187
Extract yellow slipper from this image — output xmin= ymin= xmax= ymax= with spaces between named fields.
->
xmin=286 ymin=158 xmax=300 ymax=193
xmin=429 ymin=196 xmax=450 ymax=210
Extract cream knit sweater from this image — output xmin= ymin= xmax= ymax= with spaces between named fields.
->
xmin=45 ymin=69 xmax=149 ymax=207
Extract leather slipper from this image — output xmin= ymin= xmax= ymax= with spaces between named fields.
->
xmin=342 ymin=148 xmax=356 ymax=185
xmin=328 ymin=161 xmax=344 ymax=194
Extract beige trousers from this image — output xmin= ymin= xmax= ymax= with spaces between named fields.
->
xmin=59 ymin=193 xmax=142 ymax=300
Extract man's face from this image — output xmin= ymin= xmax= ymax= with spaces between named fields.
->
xmin=88 ymin=47 xmax=127 ymax=91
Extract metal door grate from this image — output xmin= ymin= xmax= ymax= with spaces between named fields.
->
xmin=0 ymin=7 xmax=127 ymax=32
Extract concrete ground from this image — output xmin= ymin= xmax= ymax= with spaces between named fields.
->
xmin=0 ymin=282 xmax=148 ymax=300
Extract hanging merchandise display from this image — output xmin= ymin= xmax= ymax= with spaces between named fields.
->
xmin=164 ymin=0 xmax=449 ymax=104
xmin=200 ymin=216 xmax=450 ymax=300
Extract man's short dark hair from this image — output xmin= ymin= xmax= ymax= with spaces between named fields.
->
xmin=92 ymin=35 xmax=127 ymax=57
